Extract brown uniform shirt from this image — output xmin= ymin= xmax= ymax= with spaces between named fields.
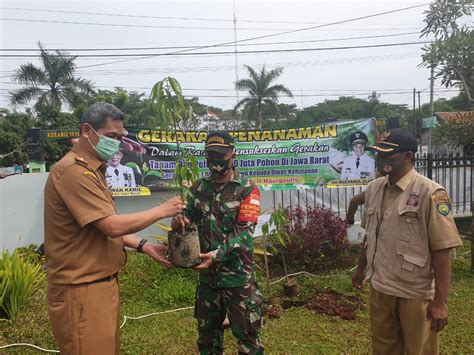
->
xmin=362 ymin=169 xmax=462 ymax=299
xmin=44 ymin=139 xmax=126 ymax=285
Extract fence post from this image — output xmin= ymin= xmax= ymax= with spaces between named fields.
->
xmin=427 ymin=152 xmax=433 ymax=180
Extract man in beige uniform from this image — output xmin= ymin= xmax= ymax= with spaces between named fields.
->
xmin=44 ymin=102 xmax=185 ymax=354
xmin=352 ymin=129 xmax=462 ymax=355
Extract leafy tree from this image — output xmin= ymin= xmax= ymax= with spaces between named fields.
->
xmin=0 ymin=110 xmax=36 ymax=166
xmin=431 ymin=112 xmax=474 ymax=154
xmin=420 ymin=91 xmax=472 ymax=117
xmin=76 ymin=87 xmax=157 ymax=127
xmin=235 ymin=65 xmax=293 ymax=129
xmin=294 ymin=95 xmax=410 ymax=127
xmin=261 ymin=103 xmax=298 ymax=129
xmin=9 ymin=43 xmax=94 ymax=112
xmin=35 ymin=106 xmax=80 ymax=168
xmin=420 ymin=0 xmax=474 ymax=103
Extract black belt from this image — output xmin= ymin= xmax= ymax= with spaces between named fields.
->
xmin=86 ymin=272 xmax=118 ymax=285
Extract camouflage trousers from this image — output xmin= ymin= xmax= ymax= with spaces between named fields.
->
xmin=195 ymin=281 xmax=264 ymax=355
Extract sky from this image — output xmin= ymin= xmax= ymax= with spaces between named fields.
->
xmin=0 ymin=0 xmax=462 ymax=112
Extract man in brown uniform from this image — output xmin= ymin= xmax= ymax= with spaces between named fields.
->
xmin=44 ymin=102 xmax=185 ymax=354
xmin=352 ymin=129 xmax=462 ymax=355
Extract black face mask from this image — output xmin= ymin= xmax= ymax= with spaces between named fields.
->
xmin=207 ymin=157 xmax=232 ymax=176
xmin=376 ymin=155 xmax=404 ymax=176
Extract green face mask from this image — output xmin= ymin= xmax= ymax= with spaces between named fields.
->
xmin=88 ymin=127 xmax=121 ymax=161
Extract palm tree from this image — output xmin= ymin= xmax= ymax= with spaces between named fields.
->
xmin=9 ymin=43 xmax=94 ymax=112
xmin=234 ymin=65 xmax=293 ymax=129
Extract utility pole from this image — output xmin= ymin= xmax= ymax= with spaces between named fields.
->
xmin=429 ymin=65 xmax=435 ymax=117
xmin=417 ymin=90 xmax=422 ymax=148
xmin=412 ymin=88 xmax=416 ymax=135
xmin=300 ymin=88 xmax=304 ymax=109
xmin=233 ymin=0 xmax=239 ymax=108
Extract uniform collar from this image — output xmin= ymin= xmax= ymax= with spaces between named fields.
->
xmin=384 ymin=168 xmax=416 ymax=191
xmin=71 ymin=137 xmax=106 ymax=172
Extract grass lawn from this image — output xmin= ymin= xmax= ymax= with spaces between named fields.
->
xmin=1 ymin=239 xmax=472 ymax=354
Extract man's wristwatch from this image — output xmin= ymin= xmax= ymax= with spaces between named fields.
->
xmin=136 ymin=238 xmax=148 ymax=253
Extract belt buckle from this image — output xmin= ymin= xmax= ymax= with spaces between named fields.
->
xmin=106 ymin=273 xmax=117 ymax=282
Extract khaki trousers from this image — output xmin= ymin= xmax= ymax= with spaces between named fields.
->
xmin=47 ymin=278 xmax=120 ymax=355
xmin=369 ymin=286 xmax=439 ymax=355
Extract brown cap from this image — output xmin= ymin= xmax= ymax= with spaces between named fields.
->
xmin=205 ymin=131 xmax=234 ymax=153
xmin=366 ymin=128 xmax=417 ymax=153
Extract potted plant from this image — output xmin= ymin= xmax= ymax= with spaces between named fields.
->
xmin=149 ymin=77 xmax=201 ymax=268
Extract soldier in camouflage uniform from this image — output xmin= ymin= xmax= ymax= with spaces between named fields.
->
xmin=172 ymin=131 xmax=264 ymax=355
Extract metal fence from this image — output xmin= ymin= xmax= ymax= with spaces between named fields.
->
xmin=415 ymin=153 xmax=472 ymax=216
xmin=275 ymin=153 xmax=473 ymax=221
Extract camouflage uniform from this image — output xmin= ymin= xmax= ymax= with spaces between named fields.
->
xmin=184 ymin=169 xmax=264 ymax=355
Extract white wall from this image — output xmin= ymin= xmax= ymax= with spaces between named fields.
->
xmin=0 ymin=173 xmax=276 ymax=251
xmin=1 ymin=173 xmax=49 ymax=252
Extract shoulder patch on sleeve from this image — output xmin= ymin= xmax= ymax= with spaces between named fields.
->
xmin=433 ymin=190 xmax=452 ymax=216
xmin=83 ymin=170 xmax=99 ymax=181
xmin=237 ymin=186 xmax=260 ymax=223
xmin=75 ymin=156 xmax=89 ymax=167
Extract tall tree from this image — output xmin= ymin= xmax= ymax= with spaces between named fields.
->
xmin=420 ymin=0 xmax=474 ymax=104
xmin=234 ymin=65 xmax=293 ymax=129
xmin=9 ymin=43 xmax=94 ymax=112
xmin=76 ymin=87 xmax=157 ymax=127
xmin=295 ymin=95 xmax=410 ymax=127
xmin=0 ymin=109 xmax=36 ymax=166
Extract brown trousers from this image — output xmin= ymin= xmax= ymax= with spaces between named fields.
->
xmin=369 ymin=286 xmax=439 ymax=355
xmin=47 ymin=278 xmax=120 ymax=355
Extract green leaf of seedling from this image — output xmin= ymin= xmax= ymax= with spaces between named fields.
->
xmin=168 ymin=77 xmax=183 ymax=96
xmin=191 ymin=157 xmax=199 ymax=181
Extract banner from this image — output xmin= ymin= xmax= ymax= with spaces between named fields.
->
xmin=112 ymin=118 xmax=376 ymax=194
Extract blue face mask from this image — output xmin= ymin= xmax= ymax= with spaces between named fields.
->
xmin=88 ymin=127 xmax=121 ymax=161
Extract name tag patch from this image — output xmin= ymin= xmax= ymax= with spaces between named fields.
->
xmin=406 ymin=192 xmax=419 ymax=207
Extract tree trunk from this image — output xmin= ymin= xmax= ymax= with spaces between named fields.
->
xmin=257 ymin=101 xmax=262 ymax=130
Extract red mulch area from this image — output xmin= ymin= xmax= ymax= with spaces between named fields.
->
xmin=305 ymin=289 xmax=365 ymax=320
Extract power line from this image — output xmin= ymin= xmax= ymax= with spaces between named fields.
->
xmin=0 ymin=6 xmax=424 ymax=26
xmin=0 ymin=32 xmax=421 ymax=52
xmin=0 ymin=41 xmax=430 ymax=58
xmin=0 ymin=17 xmax=422 ymax=31
xmin=1 ymin=83 xmax=458 ymax=96
xmin=0 ymin=53 xmax=422 ymax=76
xmin=75 ymin=53 xmax=421 ymax=74
xmin=76 ymin=3 xmax=429 ymax=69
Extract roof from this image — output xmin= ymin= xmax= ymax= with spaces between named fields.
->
xmin=434 ymin=111 xmax=474 ymax=123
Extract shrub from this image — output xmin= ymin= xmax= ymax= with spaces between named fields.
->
xmin=271 ymin=206 xmax=349 ymax=272
xmin=0 ymin=250 xmax=45 ymax=320
xmin=15 ymin=244 xmax=45 ymax=266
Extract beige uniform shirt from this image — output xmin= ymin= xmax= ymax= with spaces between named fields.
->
xmin=44 ymin=139 xmax=126 ymax=285
xmin=362 ymin=169 xmax=462 ymax=299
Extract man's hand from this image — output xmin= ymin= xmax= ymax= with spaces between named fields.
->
xmin=352 ymin=267 xmax=365 ymax=290
xmin=143 ymin=243 xmax=172 ymax=268
xmin=160 ymin=196 xmax=186 ymax=218
xmin=171 ymin=214 xmax=191 ymax=231
xmin=426 ymin=300 xmax=448 ymax=332
xmin=193 ymin=252 xmax=213 ymax=272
